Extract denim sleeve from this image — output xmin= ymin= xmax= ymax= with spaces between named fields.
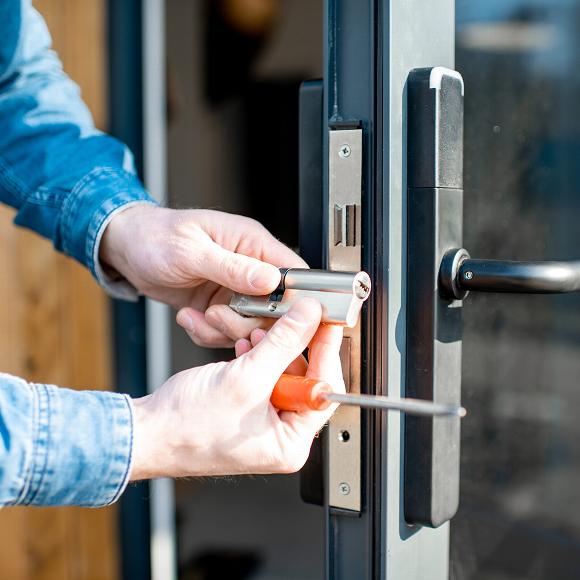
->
xmin=0 ymin=1 xmax=157 ymax=300
xmin=0 ymin=373 xmax=134 ymax=507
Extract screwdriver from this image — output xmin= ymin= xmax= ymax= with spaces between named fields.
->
xmin=271 ymin=374 xmax=466 ymax=418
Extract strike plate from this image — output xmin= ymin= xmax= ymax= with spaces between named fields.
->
xmin=328 ymin=126 xmax=363 ymax=511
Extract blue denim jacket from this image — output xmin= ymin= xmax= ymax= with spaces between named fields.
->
xmin=0 ymin=1 xmax=156 ymax=507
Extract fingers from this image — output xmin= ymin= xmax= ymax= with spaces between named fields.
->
xmin=280 ymin=325 xmax=345 ymax=434
xmin=306 ymin=325 xmax=345 ymax=389
xmin=177 ymin=292 xmax=275 ymax=347
xmin=192 ymin=212 xmax=308 ymax=295
xmin=205 ymin=304 xmax=274 ymax=341
xmin=196 ymin=210 xmax=307 ymax=271
xmin=176 ymin=308 xmax=234 ymax=348
xmin=248 ymin=328 xmax=308 ymax=376
xmin=234 ymin=338 xmax=252 ymax=358
xmin=257 ymin=236 xmax=308 ymax=271
xmin=201 ymin=245 xmax=282 ymax=296
xmin=241 ymin=298 xmax=322 ymax=391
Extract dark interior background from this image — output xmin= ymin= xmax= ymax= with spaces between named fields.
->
xmin=165 ymin=1 xmax=324 ymax=579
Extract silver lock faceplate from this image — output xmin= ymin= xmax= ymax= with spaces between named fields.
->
xmin=328 ymin=126 xmax=363 ymax=512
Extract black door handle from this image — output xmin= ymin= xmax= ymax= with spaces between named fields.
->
xmin=440 ymin=248 xmax=580 ymax=300
xmin=406 ymin=66 xmax=580 ymax=530
xmin=405 ymin=67 xmax=464 ymax=528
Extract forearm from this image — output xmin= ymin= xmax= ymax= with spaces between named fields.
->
xmin=0 ymin=373 xmax=133 ymax=507
xmin=0 ymin=2 xmax=155 ymax=296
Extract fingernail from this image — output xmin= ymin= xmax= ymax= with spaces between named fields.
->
xmin=177 ymin=311 xmax=195 ymax=332
xmin=205 ymin=308 xmax=218 ymax=323
xmin=250 ymin=328 xmax=267 ymax=345
xmin=250 ymin=266 xmax=279 ymax=292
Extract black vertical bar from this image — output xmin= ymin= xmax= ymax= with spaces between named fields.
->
xmin=299 ymin=80 xmax=324 ymax=271
xmin=108 ymin=2 xmax=152 ymax=579
xmin=324 ymin=1 xmax=382 ymax=578
xmin=298 ymin=79 xmax=325 ymax=506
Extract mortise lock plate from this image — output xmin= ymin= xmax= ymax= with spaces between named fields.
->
xmin=327 ymin=124 xmax=363 ymax=512
xmin=231 ymin=122 xmax=365 ymax=513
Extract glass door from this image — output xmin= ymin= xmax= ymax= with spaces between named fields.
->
xmin=326 ymin=0 xmax=580 ymax=578
xmin=451 ymin=1 xmax=580 ymax=578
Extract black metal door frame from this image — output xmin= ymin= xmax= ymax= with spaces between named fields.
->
xmin=108 ymin=1 xmax=152 ymax=579
xmin=323 ymin=1 xmax=455 ymax=578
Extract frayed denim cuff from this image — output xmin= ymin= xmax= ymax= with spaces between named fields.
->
xmin=59 ymin=167 xmax=158 ymax=298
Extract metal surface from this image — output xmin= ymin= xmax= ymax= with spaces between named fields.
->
xmin=328 ymin=129 xmax=363 ymax=270
xmin=323 ymin=4 xmax=376 ymax=575
xmin=298 ymin=80 xmax=325 ymax=507
xmin=143 ymin=1 xmax=177 ymax=579
xmin=229 ymin=269 xmax=371 ymax=327
xmin=327 ymin=127 xmax=363 ymax=512
xmin=108 ymin=2 xmax=151 ymax=578
xmin=334 ymin=203 xmax=357 ymax=246
xmin=440 ymin=249 xmax=580 ymax=298
xmin=405 ymin=67 xmax=464 ymax=529
xmin=298 ymin=80 xmax=324 ymax=271
xmin=323 ymin=0 xmax=456 ymax=577
xmin=439 ymin=247 xmax=470 ymax=300
xmin=325 ymin=393 xmax=466 ymax=418
xmin=284 ymin=269 xmax=371 ymax=296
xmin=458 ymin=257 xmax=580 ymax=294
xmin=380 ymin=0 xmax=457 ymax=570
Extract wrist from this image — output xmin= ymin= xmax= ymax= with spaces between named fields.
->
xmin=99 ymin=203 xmax=156 ymax=277
xmin=130 ymin=394 xmax=167 ymax=481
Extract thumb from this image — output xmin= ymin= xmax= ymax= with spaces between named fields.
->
xmin=201 ymin=245 xmax=282 ymax=295
xmin=242 ymin=298 xmax=322 ymax=391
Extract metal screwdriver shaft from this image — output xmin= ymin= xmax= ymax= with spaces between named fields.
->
xmin=323 ymin=392 xmax=466 ymax=418
xmin=271 ymin=374 xmax=466 ymax=418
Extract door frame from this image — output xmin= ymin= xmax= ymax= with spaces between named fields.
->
xmin=142 ymin=1 xmax=177 ymax=579
xmin=323 ymin=1 xmax=456 ymax=577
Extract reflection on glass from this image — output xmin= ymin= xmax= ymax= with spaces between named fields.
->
xmin=452 ymin=1 xmax=580 ymax=578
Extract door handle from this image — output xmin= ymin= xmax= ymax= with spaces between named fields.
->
xmin=405 ymin=67 xmax=465 ymax=528
xmin=405 ymin=67 xmax=580 ymax=529
xmin=440 ymin=249 xmax=580 ymax=299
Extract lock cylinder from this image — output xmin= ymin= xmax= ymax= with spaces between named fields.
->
xmin=229 ymin=268 xmax=371 ymax=327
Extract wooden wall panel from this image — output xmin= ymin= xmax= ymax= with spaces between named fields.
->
xmin=0 ymin=2 xmax=120 ymax=579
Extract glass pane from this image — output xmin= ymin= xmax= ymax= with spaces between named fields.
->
xmin=452 ymin=1 xmax=580 ymax=578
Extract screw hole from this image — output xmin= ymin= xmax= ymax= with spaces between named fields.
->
xmin=338 ymin=430 xmax=350 ymax=443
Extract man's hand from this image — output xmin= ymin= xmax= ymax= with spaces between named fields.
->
xmin=130 ymin=299 xmax=345 ymax=479
xmin=100 ymin=205 xmax=306 ymax=347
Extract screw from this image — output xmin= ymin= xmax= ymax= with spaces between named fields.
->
xmin=338 ymin=144 xmax=351 ymax=158
xmin=338 ymin=430 xmax=350 ymax=443
xmin=338 ymin=482 xmax=351 ymax=495
xmin=268 ymin=303 xmax=277 ymax=312
xmin=464 ymin=271 xmax=474 ymax=280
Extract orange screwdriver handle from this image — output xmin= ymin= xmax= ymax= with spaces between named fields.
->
xmin=271 ymin=373 xmax=333 ymax=412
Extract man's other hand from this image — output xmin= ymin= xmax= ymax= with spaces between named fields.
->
xmin=100 ymin=205 xmax=306 ymax=347
xmin=129 ymin=299 xmax=345 ymax=479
